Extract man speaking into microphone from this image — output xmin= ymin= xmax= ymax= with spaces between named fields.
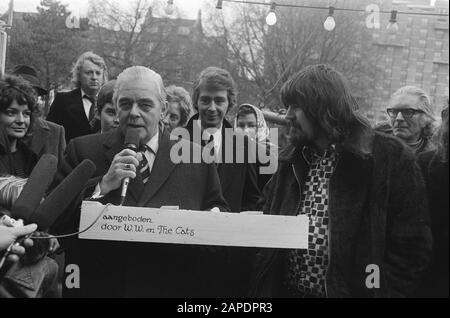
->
xmin=53 ymin=66 xmax=228 ymax=298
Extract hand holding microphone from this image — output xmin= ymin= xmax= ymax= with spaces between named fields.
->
xmin=99 ymin=149 xmax=139 ymax=196
xmin=99 ymin=129 xmax=141 ymax=202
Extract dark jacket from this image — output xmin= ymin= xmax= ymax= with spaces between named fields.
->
xmin=24 ymin=118 xmax=66 ymax=166
xmin=47 ymin=88 xmax=94 ymax=143
xmin=416 ymin=150 xmax=449 ymax=298
xmin=185 ymin=115 xmax=261 ymax=213
xmin=184 ymin=115 xmax=261 ymax=297
xmin=249 ymin=132 xmax=432 ymax=298
xmin=53 ymin=128 xmax=229 ymax=298
xmin=0 ymin=126 xmax=37 ymax=178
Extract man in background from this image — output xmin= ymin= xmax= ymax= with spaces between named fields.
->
xmin=47 ymin=52 xmax=107 ymax=142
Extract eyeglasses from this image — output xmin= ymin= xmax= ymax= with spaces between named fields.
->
xmin=386 ymin=108 xmax=424 ymax=119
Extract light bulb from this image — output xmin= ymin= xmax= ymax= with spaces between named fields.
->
xmin=324 ymin=16 xmax=336 ymax=31
xmin=387 ymin=10 xmax=399 ymax=34
xmin=266 ymin=12 xmax=277 ymax=26
xmin=386 ymin=22 xmax=399 ymax=34
xmin=165 ymin=1 xmax=174 ymax=15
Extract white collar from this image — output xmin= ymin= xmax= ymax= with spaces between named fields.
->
xmin=145 ymin=130 xmax=159 ymax=154
xmin=199 ymin=121 xmax=223 ymax=149
xmin=80 ymin=88 xmax=89 ymax=98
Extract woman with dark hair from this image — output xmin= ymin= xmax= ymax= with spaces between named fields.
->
xmin=416 ymin=104 xmax=449 ymax=298
xmin=0 ymin=75 xmax=38 ymax=177
xmin=0 ymin=75 xmax=59 ymax=298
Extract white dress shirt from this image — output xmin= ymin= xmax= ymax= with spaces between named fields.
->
xmin=81 ymin=89 xmax=94 ymax=120
xmin=140 ymin=130 xmax=159 ymax=175
xmin=198 ymin=120 xmax=222 ymax=159
xmin=92 ymin=131 xmax=160 ymax=198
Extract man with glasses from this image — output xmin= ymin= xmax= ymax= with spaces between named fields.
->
xmin=386 ymin=86 xmax=436 ymax=154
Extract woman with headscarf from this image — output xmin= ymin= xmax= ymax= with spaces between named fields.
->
xmin=234 ymin=103 xmax=277 ymax=191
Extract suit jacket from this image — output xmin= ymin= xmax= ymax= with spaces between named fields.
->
xmin=24 ymin=118 xmax=66 ymax=166
xmin=53 ymin=127 xmax=229 ymax=298
xmin=184 ymin=115 xmax=261 ymax=297
xmin=185 ymin=115 xmax=261 ymax=213
xmin=47 ymin=88 xmax=94 ymax=143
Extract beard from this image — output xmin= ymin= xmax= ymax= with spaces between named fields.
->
xmin=286 ymin=122 xmax=314 ymax=148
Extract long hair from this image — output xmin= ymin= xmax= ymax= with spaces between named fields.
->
xmin=436 ymin=105 xmax=449 ymax=162
xmin=192 ymin=67 xmax=237 ymax=113
xmin=281 ymin=64 xmax=372 ymax=151
xmin=0 ymin=75 xmax=37 ymax=138
xmin=71 ymin=51 xmax=108 ymax=89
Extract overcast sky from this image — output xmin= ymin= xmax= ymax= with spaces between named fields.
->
xmin=0 ymin=0 xmax=447 ymax=19
xmin=0 ymin=0 xmax=207 ymax=19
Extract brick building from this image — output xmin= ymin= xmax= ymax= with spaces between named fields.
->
xmin=368 ymin=0 xmax=449 ymax=122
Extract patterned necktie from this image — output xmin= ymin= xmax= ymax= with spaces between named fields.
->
xmin=139 ymin=146 xmax=151 ymax=184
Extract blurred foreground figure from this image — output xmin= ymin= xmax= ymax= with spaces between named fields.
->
xmin=416 ymin=105 xmax=449 ymax=298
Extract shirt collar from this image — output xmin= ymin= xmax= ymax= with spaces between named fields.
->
xmin=198 ymin=120 xmax=223 ymax=148
xmin=301 ymin=144 xmax=337 ymax=165
xmin=81 ymin=89 xmax=96 ymax=101
xmin=144 ymin=130 xmax=160 ymax=155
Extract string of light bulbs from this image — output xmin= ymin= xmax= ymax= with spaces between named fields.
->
xmin=163 ymin=0 xmax=449 ymax=33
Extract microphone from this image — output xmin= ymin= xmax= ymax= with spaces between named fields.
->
xmin=31 ymin=159 xmax=96 ymax=230
xmin=120 ymin=129 xmax=141 ymax=206
xmin=262 ymin=110 xmax=287 ymax=126
xmin=10 ymin=154 xmax=58 ymax=222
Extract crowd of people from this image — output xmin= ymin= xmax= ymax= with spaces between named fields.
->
xmin=0 ymin=50 xmax=448 ymax=298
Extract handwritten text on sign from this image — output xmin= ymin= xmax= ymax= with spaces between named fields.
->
xmin=79 ymin=202 xmax=308 ymax=249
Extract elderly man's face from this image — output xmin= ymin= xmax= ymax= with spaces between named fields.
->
xmin=116 ymin=78 xmax=166 ymax=145
xmin=388 ymin=94 xmax=426 ymax=143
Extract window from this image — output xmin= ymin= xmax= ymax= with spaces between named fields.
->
xmin=178 ymin=27 xmax=190 ymax=36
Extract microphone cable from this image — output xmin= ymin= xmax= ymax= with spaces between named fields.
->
xmin=27 ymin=203 xmax=112 ymax=240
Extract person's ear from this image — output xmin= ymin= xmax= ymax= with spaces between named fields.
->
xmin=94 ymin=108 xmax=101 ymax=120
xmin=160 ymin=101 xmax=168 ymax=120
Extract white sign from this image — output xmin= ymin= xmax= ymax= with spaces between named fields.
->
xmin=79 ymin=201 xmax=308 ymax=249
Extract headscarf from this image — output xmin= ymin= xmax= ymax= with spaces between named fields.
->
xmin=234 ymin=104 xmax=271 ymax=144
